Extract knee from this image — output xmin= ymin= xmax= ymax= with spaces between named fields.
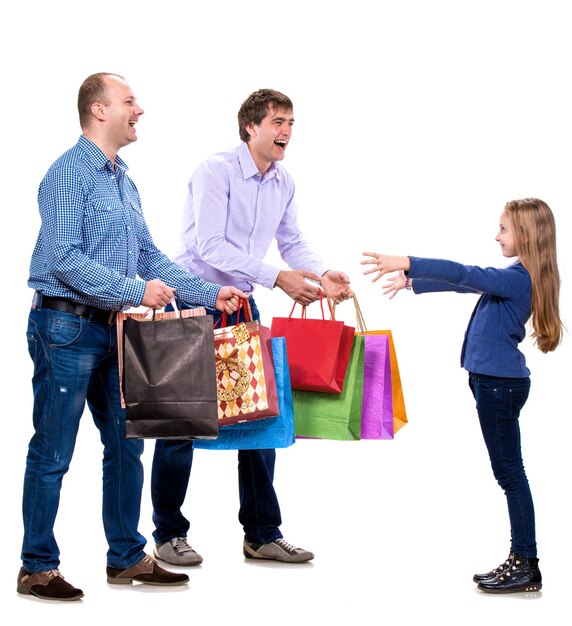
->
xmin=26 ymin=443 xmax=73 ymax=477
xmin=154 ymin=439 xmax=194 ymax=462
xmin=494 ymin=464 xmax=529 ymax=491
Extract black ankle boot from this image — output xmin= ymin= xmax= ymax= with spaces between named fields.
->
xmin=477 ymin=554 xmax=542 ymax=593
xmin=473 ymin=551 xmax=514 ymax=583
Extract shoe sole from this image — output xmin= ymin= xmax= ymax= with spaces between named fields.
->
xmin=243 ymin=546 xmax=314 ymax=564
xmin=478 ymin=583 xmax=542 ymax=594
xmin=107 ymin=575 xmax=189 ymax=586
xmin=153 ymin=547 xmax=203 ymax=567
xmin=17 ymin=586 xmax=84 ymax=601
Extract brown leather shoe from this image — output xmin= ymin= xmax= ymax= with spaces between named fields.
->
xmin=17 ymin=567 xmax=84 ymax=601
xmin=106 ymin=554 xmax=189 ymax=586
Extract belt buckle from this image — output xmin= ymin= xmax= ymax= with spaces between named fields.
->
xmin=31 ymin=292 xmax=43 ymax=310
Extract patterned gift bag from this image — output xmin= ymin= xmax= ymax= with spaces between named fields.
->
xmin=214 ymin=302 xmax=279 ymax=426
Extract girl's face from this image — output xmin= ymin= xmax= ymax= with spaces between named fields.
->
xmin=496 ymin=211 xmax=517 ymax=258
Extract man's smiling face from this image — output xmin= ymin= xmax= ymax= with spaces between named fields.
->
xmin=246 ymin=105 xmax=294 ymax=173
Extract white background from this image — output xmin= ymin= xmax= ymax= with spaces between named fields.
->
xmin=1 ymin=1 xmax=570 ymax=624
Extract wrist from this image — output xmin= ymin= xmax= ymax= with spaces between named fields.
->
xmin=274 ymin=271 xmax=284 ymax=289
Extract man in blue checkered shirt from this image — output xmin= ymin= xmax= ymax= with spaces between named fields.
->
xmin=18 ymin=72 xmax=246 ymax=601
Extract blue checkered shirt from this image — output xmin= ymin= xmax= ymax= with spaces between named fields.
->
xmin=28 ymin=135 xmax=220 ymax=310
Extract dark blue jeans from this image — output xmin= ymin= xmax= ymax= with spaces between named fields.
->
xmin=151 ymin=297 xmax=283 ymax=545
xmin=468 ymin=372 xmax=536 ymax=557
xmin=23 ymin=307 xmax=147 ymax=572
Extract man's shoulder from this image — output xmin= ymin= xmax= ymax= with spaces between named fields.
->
xmin=40 ymin=139 xmax=104 ymax=195
xmin=193 ymin=146 xmax=239 ymax=178
xmin=201 ymin=145 xmax=239 ymax=164
xmin=45 ymin=139 xmax=95 ymax=176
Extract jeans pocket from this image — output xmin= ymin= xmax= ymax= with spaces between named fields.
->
xmin=48 ymin=312 xmax=82 ymax=347
xmin=475 ymin=377 xmax=500 ymax=393
xmin=508 ymin=383 xmax=530 ymax=417
xmin=26 ymin=332 xmax=37 ymax=361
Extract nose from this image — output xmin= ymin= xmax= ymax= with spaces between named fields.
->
xmin=135 ymin=104 xmax=144 ymax=116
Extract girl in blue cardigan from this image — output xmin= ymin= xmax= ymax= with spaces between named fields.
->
xmin=362 ymin=198 xmax=563 ymax=594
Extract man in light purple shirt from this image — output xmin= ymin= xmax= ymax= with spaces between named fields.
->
xmin=150 ymin=89 xmax=352 ymax=566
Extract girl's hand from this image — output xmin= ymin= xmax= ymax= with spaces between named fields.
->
xmin=361 ymin=252 xmax=411 ymax=282
xmin=382 ymin=270 xmax=408 ymax=299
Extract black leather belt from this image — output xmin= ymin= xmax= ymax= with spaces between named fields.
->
xmin=32 ymin=293 xmax=118 ymax=326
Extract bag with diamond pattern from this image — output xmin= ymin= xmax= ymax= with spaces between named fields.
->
xmin=213 ymin=299 xmax=279 ymax=426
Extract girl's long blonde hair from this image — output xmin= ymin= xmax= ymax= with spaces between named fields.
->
xmin=505 ymin=198 xmax=563 ymax=353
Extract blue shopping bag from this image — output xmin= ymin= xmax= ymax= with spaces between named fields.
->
xmin=194 ymin=337 xmax=295 ymax=450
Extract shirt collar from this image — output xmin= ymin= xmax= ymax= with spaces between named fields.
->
xmin=77 ymin=134 xmax=129 ymax=173
xmin=238 ymin=141 xmax=279 ymax=182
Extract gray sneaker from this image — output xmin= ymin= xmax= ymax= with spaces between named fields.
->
xmin=153 ymin=537 xmax=203 ymax=566
xmin=243 ymin=538 xmax=314 ymax=563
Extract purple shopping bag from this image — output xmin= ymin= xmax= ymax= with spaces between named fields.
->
xmin=361 ymin=334 xmax=394 ymax=439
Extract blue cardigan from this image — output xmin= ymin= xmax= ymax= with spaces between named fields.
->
xmin=409 ymin=256 xmax=532 ymax=377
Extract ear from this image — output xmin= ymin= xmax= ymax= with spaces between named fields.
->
xmin=90 ymin=102 xmax=106 ymax=122
xmin=245 ymin=122 xmax=257 ymax=139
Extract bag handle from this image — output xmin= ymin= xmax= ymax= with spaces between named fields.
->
xmin=288 ymin=291 xmax=335 ymax=321
xmin=352 ymin=295 xmax=367 ymax=333
xmin=148 ymin=296 xmax=181 ymax=321
xmin=331 ymin=294 xmax=367 ymax=333
xmin=218 ymin=297 xmax=253 ymax=328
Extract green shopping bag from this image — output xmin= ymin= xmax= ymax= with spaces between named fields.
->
xmin=292 ymin=334 xmax=364 ymax=441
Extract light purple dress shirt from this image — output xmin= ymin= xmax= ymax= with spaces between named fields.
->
xmin=174 ymin=142 xmax=328 ymax=294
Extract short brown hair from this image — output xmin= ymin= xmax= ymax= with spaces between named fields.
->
xmin=237 ymin=89 xmax=293 ymax=142
xmin=77 ymin=72 xmax=124 ymax=129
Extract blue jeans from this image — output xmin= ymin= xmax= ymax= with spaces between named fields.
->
xmin=151 ymin=297 xmax=283 ymax=545
xmin=23 ymin=307 xmax=147 ymax=572
xmin=468 ymin=372 xmax=536 ymax=557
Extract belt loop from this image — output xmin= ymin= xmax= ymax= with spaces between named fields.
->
xmin=32 ymin=291 xmax=43 ymax=310
xmin=108 ymin=311 xmax=117 ymax=325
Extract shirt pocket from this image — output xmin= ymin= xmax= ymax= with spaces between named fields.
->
xmin=84 ymin=197 xmax=126 ymax=238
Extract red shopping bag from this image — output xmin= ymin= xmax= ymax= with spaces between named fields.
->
xmin=270 ymin=294 xmax=354 ymax=394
